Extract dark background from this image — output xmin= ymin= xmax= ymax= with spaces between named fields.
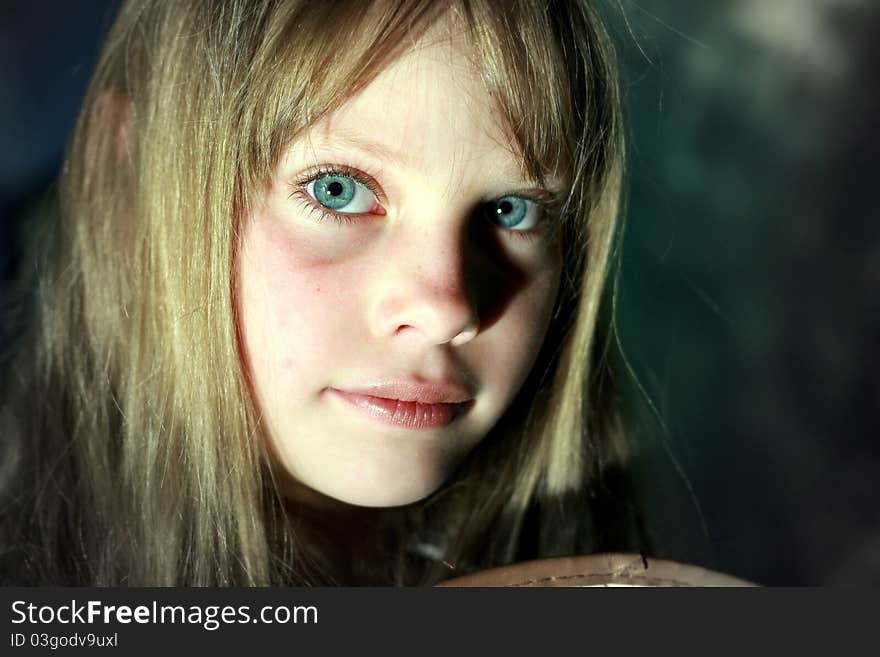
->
xmin=2 ymin=1 xmax=877 ymax=586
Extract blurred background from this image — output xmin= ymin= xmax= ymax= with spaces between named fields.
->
xmin=2 ymin=1 xmax=877 ymax=585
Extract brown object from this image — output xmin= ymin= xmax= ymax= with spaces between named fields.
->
xmin=437 ymin=553 xmax=757 ymax=587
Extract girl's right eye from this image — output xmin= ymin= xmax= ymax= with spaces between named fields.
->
xmin=305 ymin=174 xmax=382 ymax=215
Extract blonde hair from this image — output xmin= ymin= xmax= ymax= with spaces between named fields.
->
xmin=1 ymin=0 xmax=631 ymax=585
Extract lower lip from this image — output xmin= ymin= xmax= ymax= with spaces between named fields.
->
xmin=328 ymin=389 xmax=470 ymax=430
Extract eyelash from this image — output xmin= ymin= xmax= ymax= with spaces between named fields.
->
xmin=289 ymin=163 xmax=551 ymax=239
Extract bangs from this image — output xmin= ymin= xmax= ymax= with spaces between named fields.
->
xmin=238 ymin=0 xmax=619 ymax=214
xmin=239 ymin=1 xmax=443 ymax=199
xmin=462 ymin=1 xmax=575 ymax=184
xmin=460 ymin=1 xmax=622 ymax=202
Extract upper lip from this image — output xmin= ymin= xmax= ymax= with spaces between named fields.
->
xmin=333 ymin=380 xmax=474 ymax=404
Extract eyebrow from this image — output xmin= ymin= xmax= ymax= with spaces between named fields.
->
xmin=306 ymin=129 xmax=414 ymax=170
xmin=303 ymin=127 xmax=565 ymax=199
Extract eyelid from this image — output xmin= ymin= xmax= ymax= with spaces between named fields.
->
xmin=499 ymin=186 xmax=560 ymax=207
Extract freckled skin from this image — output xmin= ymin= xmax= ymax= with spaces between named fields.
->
xmin=237 ymin=33 xmax=562 ymax=508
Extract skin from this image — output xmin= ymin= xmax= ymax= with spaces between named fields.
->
xmin=237 ymin=29 xmax=563 ymax=510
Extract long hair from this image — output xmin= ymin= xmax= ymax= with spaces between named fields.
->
xmin=1 ymin=0 xmax=633 ymax=585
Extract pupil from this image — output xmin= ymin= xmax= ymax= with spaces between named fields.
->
xmin=498 ymin=200 xmax=513 ymax=215
xmin=328 ymin=181 xmax=343 ymax=196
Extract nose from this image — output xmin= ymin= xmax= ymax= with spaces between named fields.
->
xmin=369 ymin=225 xmax=479 ymax=346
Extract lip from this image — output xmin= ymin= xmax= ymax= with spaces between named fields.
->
xmin=327 ymin=381 xmax=474 ymax=430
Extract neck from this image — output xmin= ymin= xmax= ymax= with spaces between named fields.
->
xmin=278 ymin=478 xmax=409 ymax=585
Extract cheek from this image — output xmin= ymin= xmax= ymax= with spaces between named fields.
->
xmin=479 ymin=254 xmax=562 ymax=402
xmin=512 ymin=265 xmax=561 ymax=357
xmin=236 ymin=210 xmax=363 ymax=399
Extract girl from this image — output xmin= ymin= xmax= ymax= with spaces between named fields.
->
xmin=0 ymin=0 xmax=646 ymax=585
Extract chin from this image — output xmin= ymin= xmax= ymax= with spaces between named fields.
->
xmin=274 ymin=432 xmax=466 ymax=508
xmin=320 ymin=474 xmax=447 ymax=508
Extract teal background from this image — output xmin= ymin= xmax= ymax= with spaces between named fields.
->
xmin=604 ymin=1 xmax=879 ymax=584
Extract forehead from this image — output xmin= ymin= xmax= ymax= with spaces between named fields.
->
xmin=293 ymin=28 xmax=528 ymax=182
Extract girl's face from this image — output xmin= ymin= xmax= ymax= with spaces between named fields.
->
xmin=237 ymin=31 xmax=563 ymax=507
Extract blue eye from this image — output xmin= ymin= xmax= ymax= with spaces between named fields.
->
xmin=486 ymin=195 xmax=542 ymax=231
xmin=307 ymin=174 xmax=377 ymax=213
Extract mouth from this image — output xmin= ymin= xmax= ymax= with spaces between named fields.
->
xmin=327 ymin=381 xmax=475 ymax=430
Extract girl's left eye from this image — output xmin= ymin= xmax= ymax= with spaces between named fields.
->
xmin=305 ymin=174 xmax=380 ymax=214
xmin=483 ymin=195 xmax=543 ymax=231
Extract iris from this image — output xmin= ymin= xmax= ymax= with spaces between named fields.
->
xmin=313 ymin=175 xmax=357 ymax=210
xmin=488 ymin=196 xmax=539 ymax=230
